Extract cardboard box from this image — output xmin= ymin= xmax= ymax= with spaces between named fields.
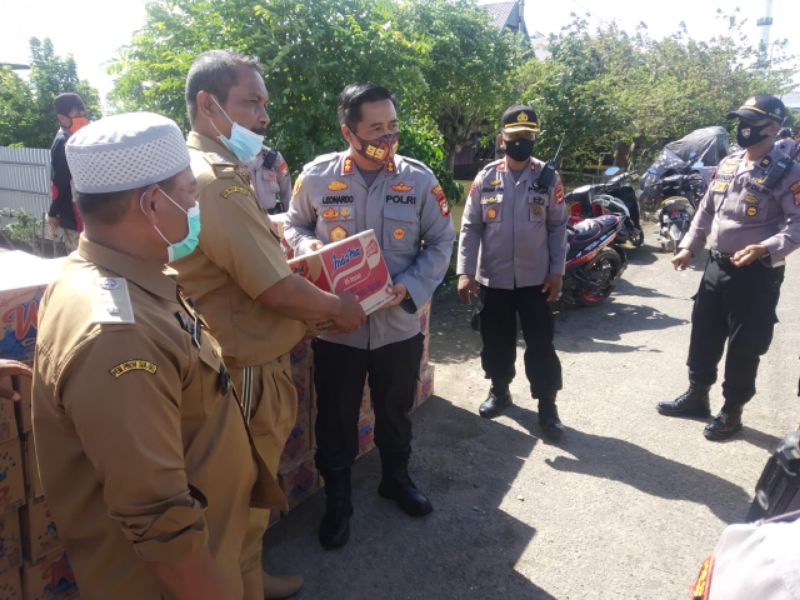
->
xmin=20 ymin=500 xmax=60 ymax=563
xmin=357 ymin=410 xmax=375 ymax=459
xmin=0 ymin=567 xmax=22 ymax=600
xmin=279 ymin=410 xmax=312 ymax=465
xmin=0 ymin=509 xmax=22 ymax=574
xmin=278 ymin=455 xmax=319 ymax=512
xmin=288 ymin=230 xmax=393 ymax=315
xmin=0 ymin=440 xmax=24 ymax=512
xmin=0 ymin=253 xmax=65 ymax=365
xmin=11 ymin=376 xmax=30 ymax=435
xmin=22 ymin=549 xmax=78 ymax=600
xmin=0 ymin=386 xmax=16 ymax=444
xmin=21 ymin=435 xmax=43 ymax=501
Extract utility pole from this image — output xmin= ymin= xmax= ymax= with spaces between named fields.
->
xmin=757 ymin=0 xmax=774 ymax=66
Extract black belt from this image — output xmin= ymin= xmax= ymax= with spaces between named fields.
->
xmin=709 ymin=249 xmax=733 ymax=261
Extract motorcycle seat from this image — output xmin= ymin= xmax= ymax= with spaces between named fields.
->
xmin=568 ymin=219 xmax=602 ymax=244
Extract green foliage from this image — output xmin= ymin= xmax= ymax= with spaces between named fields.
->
xmin=0 ymin=38 xmax=100 ymax=148
xmin=399 ymin=120 xmax=462 ymax=203
xmin=0 ymin=208 xmax=43 ymax=254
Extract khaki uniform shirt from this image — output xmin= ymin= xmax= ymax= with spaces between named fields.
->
xmin=32 ymin=237 xmax=284 ymax=600
xmin=174 ymin=132 xmax=305 ymax=368
xmin=682 ymin=147 xmax=800 ymax=264
xmin=285 ymin=151 xmax=455 ymax=350
xmin=457 ymin=157 xmax=569 ymax=289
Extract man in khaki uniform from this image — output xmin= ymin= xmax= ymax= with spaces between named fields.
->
xmin=32 ymin=112 xmax=284 ymax=600
xmin=174 ymin=50 xmax=365 ymax=598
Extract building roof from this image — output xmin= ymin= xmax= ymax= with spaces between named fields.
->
xmin=483 ymin=1 xmax=528 ymax=37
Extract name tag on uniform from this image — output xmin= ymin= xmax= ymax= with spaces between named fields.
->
xmin=710 ymin=180 xmax=729 ymax=193
xmin=91 ymin=277 xmax=135 ymax=324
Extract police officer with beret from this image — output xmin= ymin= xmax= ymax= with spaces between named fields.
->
xmin=658 ymin=94 xmax=800 ymax=440
xmin=174 ymin=50 xmax=365 ymax=599
xmin=32 ymin=112 xmax=284 ymax=599
xmin=457 ymin=104 xmax=569 ymax=439
xmin=285 ymin=83 xmax=455 ymax=550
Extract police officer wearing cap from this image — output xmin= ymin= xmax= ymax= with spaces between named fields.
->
xmin=247 ymin=146 xmax=292 ymax=214
xmin=658 ymin=94 xmax=800 ymax=440
xmin=173 ymin=50 xmax=365 ymax=599
xmin=457 ymin=104 xmax=569 ymax=439
xmin=285 ymin=83 xmax=455 ymax=549
xmin=32 ymin=112 xmax=285 ymax=600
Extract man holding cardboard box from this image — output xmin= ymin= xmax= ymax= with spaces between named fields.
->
xmin=32 ymin=112 xmax=286 ymax=600
xmin=173 ymin=50 xmax=365 ymax=598
xmin=285 ymin=83 xmax=455 ymax=549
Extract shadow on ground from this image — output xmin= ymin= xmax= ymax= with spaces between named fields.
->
xmin=545 ymin=428 xmax=752 ymax=523
xmin=262 ymin=395 xmax=557 ymax=599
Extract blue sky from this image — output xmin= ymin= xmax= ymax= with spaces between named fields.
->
xmin=2 ymin=0 xmax=797 ymax=108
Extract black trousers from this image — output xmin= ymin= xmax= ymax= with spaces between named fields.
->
xmin=479 ymin=284 xmax=562 ymax=398
xmin=688 ymin=254 xmax=784 ymax=409
xmin=313 ymin=334 xmax=424 ymax=472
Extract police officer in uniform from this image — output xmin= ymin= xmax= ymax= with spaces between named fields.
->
xmin=457 ymin=104 xmax=569 ymax=439
xmin=173 ymin=50 xmax=365 ymax=598
xmin=658 ymin=94 xmax=800 ymax=440
xmin=32 ymin=112 xmax=285 ymax=600
xmin=285 ymin=83 xmax=455 ymax=549
xmin=247 ymin=146 xmax=292 ymax=214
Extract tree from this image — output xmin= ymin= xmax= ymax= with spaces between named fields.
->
xmin=0 ymin=38 xmax=100 ymax=148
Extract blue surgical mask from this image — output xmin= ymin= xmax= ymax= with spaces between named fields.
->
xmin=210 ymin=96 xmax=265 ymax=162
xmin=142 ymin=188 xmax=202 ymax=262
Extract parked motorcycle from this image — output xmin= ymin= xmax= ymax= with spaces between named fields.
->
xmin=653 ymin=160 xmax=706 ymax=253
xmin=564 ymin=167 xmax=644 ymax=247
xmin=560 ymin=214 xmax=627 ymax=307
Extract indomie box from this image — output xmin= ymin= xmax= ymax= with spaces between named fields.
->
xmin=0 ymin=252 xmax=65 ymax=365
xmin=288 ymin=230 xmax=393 ymax=315
xmin=21 ymin=500 xmax=60 ymax=563
xmin=0 ymin=440 xmax=25 ymax=512
xmin=22 ymin=549 xmax=78 ymax=600
xmin=0 ymin=566 xmax=22 ymax=600
xmin=0 ymin=508 xmax=22 ymax=574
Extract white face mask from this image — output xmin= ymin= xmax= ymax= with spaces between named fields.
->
xmin=208 ymin=95 xmax=265 ymax=162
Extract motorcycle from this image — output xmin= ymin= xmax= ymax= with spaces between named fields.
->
xmin=564 ymin=167 xmax=644 ymax=247
xmin=560 ymin=214 xmax=628 ymax=308
xmin=653 ymin=160 xmax=706 ymax=254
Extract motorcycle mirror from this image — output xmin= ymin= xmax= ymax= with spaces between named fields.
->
xmin=691 ymin=160 xmax=704 ymax=169
xmin=604 ymin=166 xmax=621 ymax=176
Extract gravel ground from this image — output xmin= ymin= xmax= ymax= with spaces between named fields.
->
xmin=263 ymin=222 xmax=800 ymax=599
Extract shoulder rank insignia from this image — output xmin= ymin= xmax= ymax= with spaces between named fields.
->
xmin=292 ymin=175 xmax=303 ymax=196
xmin=342 ymin=156 xmax=354 ymax=175
xmin=91 ymin=277 xmax=134 ymax=325
xmin=222 ymin=185 xmax=250 ymax=199
xmin=234 ymin=164 xmax=252 ymax=185
xmin=109 ymin=359 xmax=158 ymax=379
xmin=759 ymin=156 xmax=772 ymax=169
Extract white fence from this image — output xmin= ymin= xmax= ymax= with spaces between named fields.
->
xmin=0 ymin=147 xmax=51 ymax=221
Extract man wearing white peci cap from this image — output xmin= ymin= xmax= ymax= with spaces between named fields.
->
xmin=32 ymin=112 xmax=285 ymax=600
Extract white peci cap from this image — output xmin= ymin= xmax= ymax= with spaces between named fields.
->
xmin=66 ymin=112 xmax=190 ymax=194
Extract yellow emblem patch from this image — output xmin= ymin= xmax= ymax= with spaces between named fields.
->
xmin=744 ymin=194 xmax=759 ymax=204
xmin=746 ymin=206 xmax=758 ymax=217
xmin=719 ymin=162 xmax=737 ymax=174
xmin=330 ymin=226 xmax=348 ymax=241
xmin=328 ymin=180 xmax=349 ymax=192
xmin=486 ymin=207 xmax=497 ymax=220
xmin=292 ymin=176 xmax=303 ymax=196
xmin=109 ymin=359 xmax=158 ymax=379
xmin=518 ymin=112 xmax=529 ymax=122
xmin=340 ymin=206 xmax=351 ymax=218
xmin=485 ymin=196 xmax=498 ymax=204
xmin=711 ymin=180 xmax=729 ymax=193
xmin=222 ymin=185 xmax=250 ymax=199
xmin=393 ymin=227 xmax=405 ymax=241
xmin=488 ymin=179 xmax=501 ymax=186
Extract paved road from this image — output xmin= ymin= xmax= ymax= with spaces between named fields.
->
xmin=264 ymin=223 xmax=800 ymax=599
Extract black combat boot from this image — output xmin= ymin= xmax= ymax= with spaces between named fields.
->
xmin=704 ymin=407 xmax=743 ymax=441
xmin=656 ymin=383 xmax=711 ymax=418
xmin=538 ymin=394 xmax=564 ymax=440
xmin=318 ymin=468 xmax=353 ymax=550
xmin=378 ymin=451 xmax=433 ymax=517
xmin=479 ymin=384 xmax=512 ymax=418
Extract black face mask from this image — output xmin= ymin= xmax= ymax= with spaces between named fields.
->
xmin=736 ymin=121 xmax=772 ymax=148
xmin=504 ymin=137 xmax=535 ymax=162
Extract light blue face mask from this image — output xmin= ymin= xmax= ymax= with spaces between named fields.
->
xmin=210 ymin=95 xmax=265 ymax=162
xmin=142 ymin=187 xmax=202 ymax=262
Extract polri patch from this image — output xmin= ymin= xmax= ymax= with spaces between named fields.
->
xmin=110 ymin=359 xmax=159 ymax=379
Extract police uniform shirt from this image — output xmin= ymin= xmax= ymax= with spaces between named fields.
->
xmin=32 ymin=237 xmax=284 ymax=600
xmin=457 ymin=157 xmax=569 ymax=289
xmin=682 ymin=147 xmax=800 ymax=263
xmin=285 ymin=151 xmax=455 ymax=350
xmin=247 ymin=148 xmax=292 ymax=212
xmin=174 ymin=132 xmax=306 ymax=368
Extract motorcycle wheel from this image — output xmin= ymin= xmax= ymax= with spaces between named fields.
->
xmin=577 ymin=248 xmax=623 ymax=307
xmin=629 ymin=227 xmax=645 ymax=247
